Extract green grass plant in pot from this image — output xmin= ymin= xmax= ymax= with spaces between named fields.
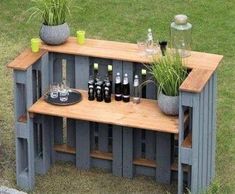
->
xmin=28 ymin=0 xmax=74 ymax=45
xmin=147 ymin=53 xmax=188 ymax=115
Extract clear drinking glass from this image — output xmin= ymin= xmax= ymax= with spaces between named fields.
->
xmin=50 ymin=83 xmax=59 ymax=99
xmin=137 ymin=40 xmax=147 ymax=56
xmin=59 ymin=82 xmax=69 ymax=102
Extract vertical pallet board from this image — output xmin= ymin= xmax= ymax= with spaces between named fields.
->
xmin=133 ymin=129 xmax=142 ymax=159
xmin=146 ymin=70 xmax=157 ymax=100
xmin=202 ymin=84 xmax=209 ymax=188
xmin=207 ymin=77 xmax=213 ymax=185
xmin=122 ymin=127 xmax=133 ymax=178
xmin=178 ymin=92 xmax=185 ymax=194
xmin=76 ymin=120 xmax=90 ymax=169
xmin=97 ymin=60 xmax=109 ymax=153
xmin=75 ymin=56 xmax=91 ymax=169
xmin=191 ymin=93 xmax=201 ymax=194
xmin=112 ymin=125 xmax=123 ymax=176
xmin=211 ymin=73 xmax=217 ymax=179
xmin=145 ymin=131 xmax=156 ymax=160
xmin=67 ymin=119 xmax=76 ymax=148
xmin=156 ymin=132 xmax=171 ymax=184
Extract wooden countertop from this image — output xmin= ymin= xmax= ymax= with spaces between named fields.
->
xmin=7 ymin=37 xmax=223 ymax=93
xmin=28 ymin=90 xmax=180 ymax=134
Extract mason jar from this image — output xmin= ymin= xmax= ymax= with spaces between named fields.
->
xmin=171 ymin=14 xmax=192 ymax=57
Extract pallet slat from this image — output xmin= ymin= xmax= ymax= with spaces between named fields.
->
xmin=54 ymin=144 xmax=75 ymax=154
xmin=133 ymin=158 xmax=156 ymax=168
xmin=90 ymin=150 xmax=113 ymax=160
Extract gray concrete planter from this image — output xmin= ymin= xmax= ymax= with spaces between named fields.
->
xmin=158 ymin=92 xmax=179 ymax=115
xmin=40 ymin=23 xmax=70 ymax=45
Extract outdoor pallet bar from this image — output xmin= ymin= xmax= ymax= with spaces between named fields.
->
xmin=7 ymin=37 xmax=223 ymax=194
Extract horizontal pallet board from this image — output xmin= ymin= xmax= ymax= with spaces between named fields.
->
xmin=29 ymin=91 xmax=180 ymax=134
xmin=7 ymin=49 xmax=47 ymax=70
xmin=41 ymin=37 xmax=223 ymax=72
xmin=54 ymin=144 xmax=76 ymax=154
xmin=90 ymin=150 xmax=113 ymax=160
xmin=133 ymin=158 xmax=157 ymax=168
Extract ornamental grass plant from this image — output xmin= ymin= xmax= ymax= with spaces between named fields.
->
xmin=27 ymin=0 xmax=73 ymax=26
xmin=146 ymin=53 xmax=188 ymax=96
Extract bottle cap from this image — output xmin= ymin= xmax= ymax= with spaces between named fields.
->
xmin=117 ymin=72 xmax=120 ymax=76
xmin=174 ymin=14 xmax=188 ymax=25
xmin=134 ymin=75 xmax=138 ymax=79
xmin=124 ymin=73 xmax=128 ymax=77
xmin=148 ymin=28 xmax=152 ymax=32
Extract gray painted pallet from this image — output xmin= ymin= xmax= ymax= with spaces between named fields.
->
xmin=12 ymin=52 xmax=218 ymax=194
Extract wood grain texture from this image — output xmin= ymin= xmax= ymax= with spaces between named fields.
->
xmin=40 ymin=37 xmax=223 ymax=72
xmin=54 ymin=144 xmax=76 ymax=154
xmin=182 ymin=133 xmax=192 ymax=148
xmin=7 ymin=49 xmax=47 ymax=70
xmin=180 ymin=69 xmax=213 ymax=93
xmin=90 ymin=150 xmax=113 ymax=160
xmin=28 ymin=90 xmax=180 ymax=134
xmin=133 ymin=158 xmax=156 ymax=168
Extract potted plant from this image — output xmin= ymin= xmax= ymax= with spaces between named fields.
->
xmin=146 ymin=53 xmax=187 ymax=115
xmin=28 ymin=0 xmax=74 ymax=45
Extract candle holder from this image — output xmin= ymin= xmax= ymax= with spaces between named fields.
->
xmin=31 ymin=38 xmax=41 ymax=53
xmin=77 ymin=31 xmax=86 ymax=45
xmin=159 ymin=41 xmax=168 ymax=56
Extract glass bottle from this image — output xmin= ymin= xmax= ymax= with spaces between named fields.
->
xmin=146 ymin=28 xmax=154 ymax=54
xmin=171 ymin=14 xmax=192 ymax=58
xmin=115 ymin=72 xmax=122 ymax=101
xmin=88 ymin=76 xmax=95 ymax=101
xmin=122 ymin=73 xmax=130 ymax=103
xmin=133 ymin=75 xmax=140 ymax=104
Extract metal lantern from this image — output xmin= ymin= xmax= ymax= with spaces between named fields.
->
xmin=171 ymin=14 xmax=192 ymax=57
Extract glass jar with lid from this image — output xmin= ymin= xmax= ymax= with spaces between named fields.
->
xmin=170 ymin=14 xmax=192 ymax=57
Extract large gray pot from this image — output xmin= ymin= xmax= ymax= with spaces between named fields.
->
xmin=158 ymin=92 xmax=179 ymax=115
xmin=40 ymin=23 xmax=70 ymax=45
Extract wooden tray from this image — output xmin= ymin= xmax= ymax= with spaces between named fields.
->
xmin=44 ymin=90 xmax=82 ymax=106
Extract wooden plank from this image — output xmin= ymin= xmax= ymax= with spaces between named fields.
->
xmin=29 ymin=90 xmax=180 ymax=134
xmin=7 ymin=49 xmax=47 ymax=70
xmin=122 ymin=127 xmax=133 ymax=178
xmin=112 ymin=125 xmax=123 ymax=176
xmin=76 ymin=120 xmax=90 ymax=169
xmin=180 ymin=69 xmax=213 ymax=93
xmin=156 ymin=132 xmax=171 ymax=184
xmin=41 ymin=37 xmax=223 ymax=72
xmin=54 ymin=144 xmax=76 ymax=154
xmin=182 ymin=133 xmax=192 ymax=148
xmin=90 ymin=150 xmax=113 ymax=160
xmin=133 ymin=158 xmax=156 ymax=168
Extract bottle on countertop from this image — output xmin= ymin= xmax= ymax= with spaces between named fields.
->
xmin=95 ymin=80 xmax=103 ymax=102
xmin=133 ymin=75 xmax=140 ymax=104
xmin=104 ymin=81 xmax=111 ymax=103
xmin=115 ymin=72 xmax=122 ymax=101
xmin=122 ymin=73 xmax=130 ymax=103
xmin=88 ymin=76 xmax=95 ymax=101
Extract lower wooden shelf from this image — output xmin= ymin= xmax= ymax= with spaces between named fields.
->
xmin=54 ymin=144 xmax=76 ymax=154
xmin=90 ymin=150 xmax=113 ymax=160
xmin=133 ymin=158 xmax=157 ymax=168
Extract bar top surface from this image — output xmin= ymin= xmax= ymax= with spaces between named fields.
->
xmin=29 ymin=90 xmax=179 ymax=134
xmin=7 ymin=37 xmax=223 ymax=92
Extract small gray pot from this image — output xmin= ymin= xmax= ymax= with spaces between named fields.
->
xmin=39 ymin=23 xmax=70 ymax=45
xmin=158 ymin=92 xmax=179 ymax=115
